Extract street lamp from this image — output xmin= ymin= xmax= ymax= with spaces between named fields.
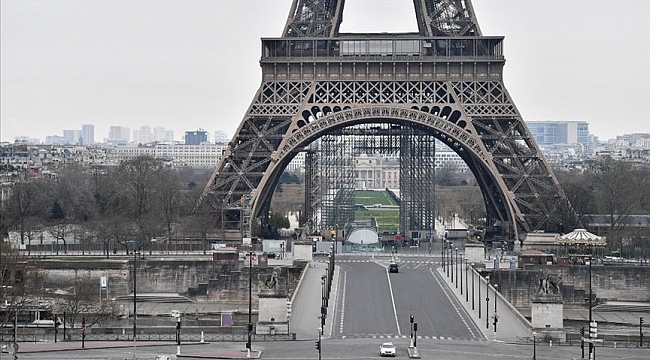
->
xmin=286 ymin=300 xmax=292 ymax=336
xmin=486 ymin=275 xmax=490 ymax=329
xmin=441 ymin=238 xmax=445 ymax=272
xmin=132 ymin=246 xmax=140 ymax=339
xmin=459 ymin=251 xmax=463 ymax=293
xmin=450 ymin=244 xmax=454 ymax=283
xmin=465 ymin=257 xmax=469 ymax=302
xmin=471 ymin=263 xmax=475 ymax=310
xmin=246 ymin=249 xmax=253 ymax=354
xmin=320 ymin=275 xmax=326 ymax=328
xmin=493 ymin=284 xmax=499 ymax=333
xmin=478 ymin=270 xmax=481 ymax=319
xmin=455 ymin=248 xmax=459 ymax=288
xmin=532 ymin=331 xmax=537 ymax=360
xmin=588 ymin=255 xmax=593 ymax=360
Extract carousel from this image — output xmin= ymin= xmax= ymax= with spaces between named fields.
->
xmin=554 ymin=229 xmax=607 ymax=264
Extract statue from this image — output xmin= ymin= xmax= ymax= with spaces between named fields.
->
xmin=263 ymin=266 xmax=282 ymax=293
xmin=537 ymin=272 xmax=562 ymax=296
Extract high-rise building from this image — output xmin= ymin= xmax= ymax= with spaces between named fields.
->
xmin=134 ymin=126 xmax=153 ymax=144
xmin=214 ymin=130 xmax=229 ymax=144
xmin=81 ymin=124 xmax=95 ymax=145
xmin=526 ymin=121 xmax=590 ymax=146
xmin=165 ymin=130 xmax=175 ymax=142
xmin=108 ymin=126 xmax=130 ymax=145
xmin=184 ymin=129 xmax=208 ymax=145
xmin=63 ymin=130 xmax=76 ymax=144
xmin=153 ymin=127 xmax=167 ymax=142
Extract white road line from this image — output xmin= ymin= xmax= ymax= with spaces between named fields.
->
xmin=339 ymin=270 xmax=347 ymax=335
xmin=386 ymin=267 xmax=402 ymax=337
xmin=429 ymin=267 xmax=478 ymax=339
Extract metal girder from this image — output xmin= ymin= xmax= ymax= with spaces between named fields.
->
xmin=414 ymin=0 xmax=482 ymax=37
xmin=283 ymin=0 xmax=345 ymax=37
xmin=199 ymin=0 xmax=573 ymax=241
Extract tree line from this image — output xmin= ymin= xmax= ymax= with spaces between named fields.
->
xmin=1 ymin=156 xmax=219 ymax=257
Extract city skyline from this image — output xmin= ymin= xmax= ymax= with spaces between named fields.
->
xmin=2 ymin=0 xmax=649 ymax=143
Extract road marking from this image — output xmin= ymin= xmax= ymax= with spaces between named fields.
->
xmin=429 ymin=267 xmax=478 ymax=339
xmin=339 ymin=270 xmax=347 ymax=335
xmin=386 ymin=266 xmax=402 ymax=337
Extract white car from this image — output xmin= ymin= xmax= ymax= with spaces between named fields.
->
xmin=379 ymin=342 xmax=396 ymax=357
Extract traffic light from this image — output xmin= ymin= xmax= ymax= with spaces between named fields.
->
xmin=413 ymin=323 xmax=418 ymax=332
xmin=579 ymin=325 xmax=585 ymax=337
xmin=315 ymin=340 xmax=321 ymax=351
xmin=53 ymin=313 xmax=59 ymax=343
xmin=641 ymin=317 xmax=644 ymax=325
xmin=589 ymin=321 xmax=597 ymax=339
xmin=410 ymin=315 xmax=414 ymax=324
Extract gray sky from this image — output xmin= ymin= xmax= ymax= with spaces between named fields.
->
xmin=2 ymin=0 xmax=649 ymax=143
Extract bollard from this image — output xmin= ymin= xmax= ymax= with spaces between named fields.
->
xmin=200 ymin=331 xmax=205 ymax=343
xmin=614 ymin=341 xmax=617 ymax=348
xmin=549 ymin=339 xmax=552 ymax=347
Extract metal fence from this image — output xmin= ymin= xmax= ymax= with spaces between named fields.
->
xmin=1 ymin=329 xmax=293 ymax=344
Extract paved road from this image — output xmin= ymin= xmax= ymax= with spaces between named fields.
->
xmin=6 ymin=337 xmax=649 ymax=360
xmin=332 ymin=255 xmax=481 ymax=342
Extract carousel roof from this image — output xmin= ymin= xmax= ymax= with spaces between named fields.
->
xmin=557 ymin=228 xmax=606 ymax=245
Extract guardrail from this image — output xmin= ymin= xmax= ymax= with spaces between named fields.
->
xmin=0 ymin=330 xmax=293 ymax=343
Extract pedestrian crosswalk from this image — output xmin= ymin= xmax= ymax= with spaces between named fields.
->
xmin=340 ymin=334 xmax=482 ymax=341
xmin=327 ymin=259 xmax=441 ymax=265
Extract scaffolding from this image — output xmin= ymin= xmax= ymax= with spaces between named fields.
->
xmin=318 ymin=133 xmax=355 ymax=231
xmin=400 ymin=127 xmax=436 ymax=243
xmin=310 ymin=123 xmax=436 ymax=241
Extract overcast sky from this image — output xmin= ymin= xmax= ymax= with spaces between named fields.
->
xmin=2 ymin=0 xmax=649 ymax=143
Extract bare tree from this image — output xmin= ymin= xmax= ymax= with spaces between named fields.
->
xmin=1 ymin=241 xmax=48 ymax=328
xmin=155 ymin=168 xmax=182 ymax=246
xmin=118 ymin=156 xmax=163 ymax=251
xmin=53 ymin=272 xmax=119 ymax=328
xmin=587 ymin=156 xmax=640 ymax=245
xmin=6 ymin=181 xmax=41 ymax=245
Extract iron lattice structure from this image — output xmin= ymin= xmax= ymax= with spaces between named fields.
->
xmin=199 ymin=0 xmax=572 ymax=241
xmin=318 ymin=134 xmax=355 ymax=230
xmin=400 ymin=128 xmax=437 ymax=240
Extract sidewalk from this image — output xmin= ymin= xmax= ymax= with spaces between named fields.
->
xmin=288 ymin=261 xmax=340 ymax=339
xmin=2 ymin=341 xmax=263 ymax=359
xmin=437 ymin=265 xmax=532 ymax=342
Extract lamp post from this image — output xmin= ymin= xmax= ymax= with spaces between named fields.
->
xmin=486 ymin=275 xmax=490 ymax=329
xmin=471 ymin=263 xmax=475 ymax=310
xmin=445 ymin=240 xmax=451 ymax=277
xmin=286 ymin=300 xmax=292 ymax=336
xmin=588 ymin=255 xmax=593 ymax=360
xmin=321 ymin=275 xmax=326 ymax=328
xmin=442 ymin=239 xmax=446 ymax=274
xmin=478 ymin=270 xmax=481 ymax=319
xmin=132 ymin=245 xmax=139 ymax=360
xmin=450 ymin=244 xmax=454 ymax=283
xmin=493 ymin=284 xmax=498 ymax=333
xmin=532 ymin=331 xmax=537 ymax=360
xmin=133 ymin=248 xmax=138 ymax=340
xmin=246 ymin=249 xmax=253 ymax=354
xmin=465 ymin=257 xmax=469 ymax=302
xmin=455 ymin=248 xmax=459 ymax=288
xmin=458 ymin=251 xmax=463 ymax=295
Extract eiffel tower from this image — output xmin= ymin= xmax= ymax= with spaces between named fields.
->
xmin=199 ymin=0 xmax=573 ymax=242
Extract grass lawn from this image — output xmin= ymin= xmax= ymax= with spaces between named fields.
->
xmin=355 ymin=190 xmax=398 ymax=206
xmin=355 ymin=209 xmax=399 ymax=234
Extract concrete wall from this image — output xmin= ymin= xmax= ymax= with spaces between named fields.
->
xmin=35 ymin=258 xmax=304 ymax=307
xmin=486 ymin=264 xmax=650 ymax=312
